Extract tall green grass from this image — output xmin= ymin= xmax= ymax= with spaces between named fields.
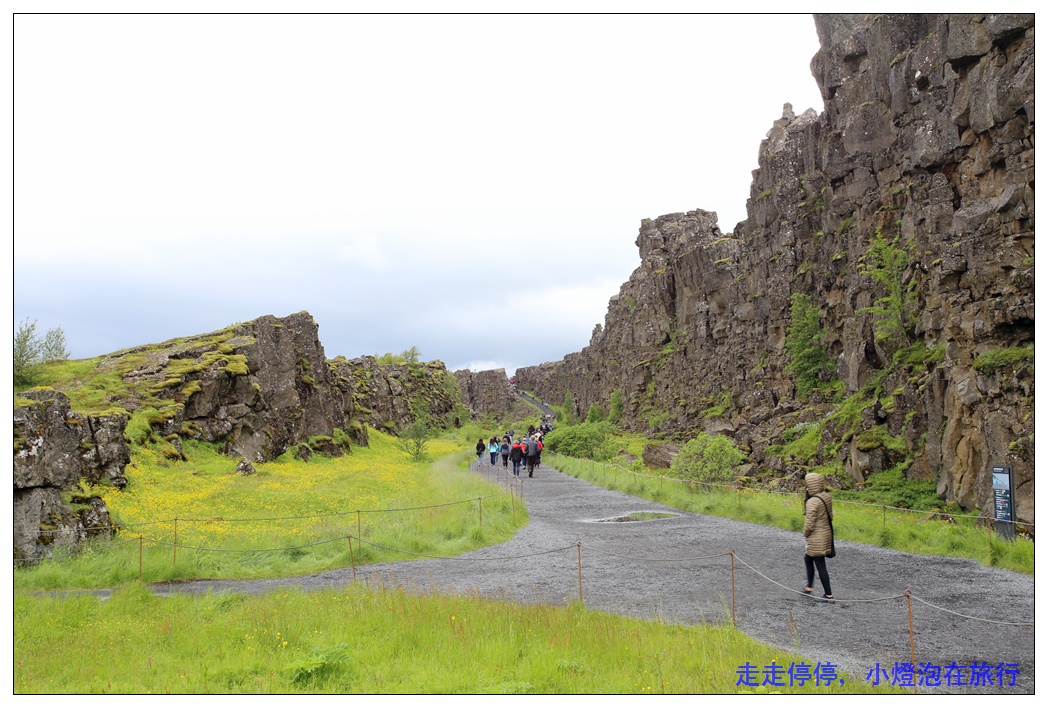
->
xmin=13 ymin=585 xmax=898 ymax=694
xmin=15 ymin=432 xmax=527 ymax=590
xmin=548 ymin=454 xmax=1034 ymax=575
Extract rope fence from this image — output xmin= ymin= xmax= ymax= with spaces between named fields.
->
xmin=27 ymin=480 xmax=515 ymax=537
xmin=18 ymin=458 xmax=534 ymax=568
xmin=21 ymin=529 xmax=1034 ymax=667
xmin=17 ymin=455 xmax=1033 ymax=672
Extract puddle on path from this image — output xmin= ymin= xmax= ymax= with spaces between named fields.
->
xmin=590 ymin=511 xmax=679 ymax=523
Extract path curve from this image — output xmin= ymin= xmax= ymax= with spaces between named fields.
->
xmin=154 ymin=460 xmax=1034 ymax=694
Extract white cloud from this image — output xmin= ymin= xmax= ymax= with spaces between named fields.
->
xmin=13 ymin=13 xmax=825 ymax=371
xmin=334 ymin=235 xmax=391 ymax=273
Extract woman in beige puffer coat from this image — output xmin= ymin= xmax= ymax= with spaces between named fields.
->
xmin=802 ymin=472 xmax=834 ymax=600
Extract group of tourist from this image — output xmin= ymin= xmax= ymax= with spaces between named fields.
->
xmin=474 ymin=428 xmax=545 ymax=478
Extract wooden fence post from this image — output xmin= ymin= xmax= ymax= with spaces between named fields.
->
xmin=577 ymin=542 xmax=583 ymax=604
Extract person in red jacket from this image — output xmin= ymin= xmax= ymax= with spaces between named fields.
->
xmin=509 ymin=440 xmax=524 ymax=477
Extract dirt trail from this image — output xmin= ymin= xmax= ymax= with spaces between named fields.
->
xmin=154 ymin=460 xmax=1034 ymax=694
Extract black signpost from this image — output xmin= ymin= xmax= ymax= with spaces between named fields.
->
xmin=992 ymin=465 xmax=1015 ymax=540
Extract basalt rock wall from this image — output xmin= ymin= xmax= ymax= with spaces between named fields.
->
xmin=516 ymin=14 xmax=1034 ymax=525
xmin=126 ymin=311 xmax=355 ymax=462
xmin=453 ymin=368 xmax=516 ymax=420
xmin=331 ymin=356 xmax=467 ymax=433
xmin=13 ymin=389 xmax=129 ymax=562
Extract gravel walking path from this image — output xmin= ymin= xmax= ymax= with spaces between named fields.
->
xmin=153 ymin=459 xmax=1035 ymax=694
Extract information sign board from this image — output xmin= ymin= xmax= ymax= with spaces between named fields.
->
xmin=992 ymin=465 xmax=1015 ymax=540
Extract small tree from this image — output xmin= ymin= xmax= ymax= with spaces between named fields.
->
xmin=785 ymin=293 xmax=836 ymax=394
xmin=14 ymin=318 xmax=69 ymax=387
xmin=401 ymin=346 xmax=422 ymax=365
xmin=42 ymin=326 xmax=70 ymax=363
xmin=859 ymin=229 xmax=920 ymax=355
xmin=561 ymin=390 xmax=576 ymax=425
xmin=396 ymin=400 xmax=432 ymax=461
xmin=13 ymin=319 xmax=43 ymax=386
xmin=608 ymin=389 xmax=625 ymax=423
xmin=395 ymin=417 xmax=431 ymax=462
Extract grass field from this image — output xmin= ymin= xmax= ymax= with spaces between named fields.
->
xmin=13 ymin=584 xmax=899 ymax=694
xmin=15 ymin=430 xmax=526 ymax=590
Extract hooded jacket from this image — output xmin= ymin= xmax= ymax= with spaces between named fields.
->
xmin=802 ymin=472 xmax=834 ymax=557
xmin=510 ymin=442 xmax=524 ymax=462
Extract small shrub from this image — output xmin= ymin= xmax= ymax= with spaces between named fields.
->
xmin=838 ymin=464 xmax=940 ymax=510
xmin=543 ymin=421 xmax=615 ymax=461
xmin=670 ymin=432 xmax=745 ymax=483
xmin=702 ymin=391 xmax=732 ymax=419
xmin=285 ymin=643 xmax=353 ymax=685
xmin=586 ymin=404 xmax=607 ymax=423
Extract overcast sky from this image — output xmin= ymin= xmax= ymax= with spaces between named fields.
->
xmin=13 ymin=13 xmax=824 ymax=376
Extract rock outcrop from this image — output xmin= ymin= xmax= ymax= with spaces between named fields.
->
xmin=113 ymin=311 xmax=356 ymax=462
xmin=13 ymin=389 xmax=129 ymax=562
xmin=453 ymin=368 xmax=516 ymax=419
xmin=331 ymin=356 xmax=467 ymax=433
xmin=517 ymin=14 xmax=1034 ymax=525
xmin=13 ymin=312 xmax=364 ymax=561
xmin=12 ymin=309 xmax=517 ymax=562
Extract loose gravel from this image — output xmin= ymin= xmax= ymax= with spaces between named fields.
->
xmin=152 ymin=460 xmax=1035 ymax=694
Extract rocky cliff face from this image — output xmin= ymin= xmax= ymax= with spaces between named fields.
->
xmin=516 ymin=14 xmax=1034 ymax=525
xmin=453 ymin=368 xmax=516 ymax=420
xmin=331 ymin=356 xmax=468 ymax=433
xmin=13 ymin=389 xmax=129 ymax=562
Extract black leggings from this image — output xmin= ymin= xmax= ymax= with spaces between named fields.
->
xmin=804 ymin=554 xmax=832 ymax=596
